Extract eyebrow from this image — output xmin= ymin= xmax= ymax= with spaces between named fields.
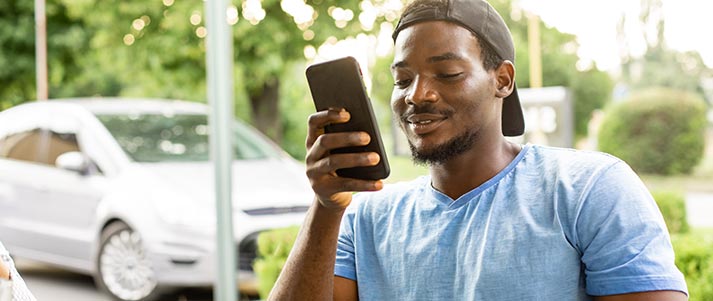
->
xmin=428 ymin=52 xmax=464 ymax=63
xmin=391 ymin=52 xmax=465 ymax=70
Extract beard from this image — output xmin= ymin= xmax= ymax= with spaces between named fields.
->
xmin=409 ymin=127 xmax=480 ymax=165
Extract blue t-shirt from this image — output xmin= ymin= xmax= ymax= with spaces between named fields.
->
xmin=335 ymin=144 xmax=687 ymax=300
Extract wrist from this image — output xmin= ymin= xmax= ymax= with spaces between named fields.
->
xmin=314 ymin=198 xmax=348 ymax=216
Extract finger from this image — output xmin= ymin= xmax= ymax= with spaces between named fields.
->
xmin=305 ymin=108 xmax=349 ymax=149
xmin=305 ymin=132 xmax=371 ymax=165
xmin=330 ymin=178 xmax=384 ymax=193
xmin=308 ymin=152 xmax=380 ymax=177
xmin=313 ymin=177 xmax=384 ymax=199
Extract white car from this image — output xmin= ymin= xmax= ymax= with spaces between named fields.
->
xmin=0 ymin=98 xmax=313 ymax=300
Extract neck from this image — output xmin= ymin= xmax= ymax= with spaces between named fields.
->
xmin=428 ymin=138 xmax=521 ymax=200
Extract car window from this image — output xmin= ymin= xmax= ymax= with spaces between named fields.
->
xmin=95 ymin=113 xmax=281 ymax=162
xmin=45 ymin=131 xmax=81 ymax=166
xmin=0 ymin=129 xmax=80 ymax=166
xmin=0 ymin=130 xmax=42 ymax=162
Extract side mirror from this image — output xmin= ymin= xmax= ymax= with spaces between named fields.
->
xmin=55 ymin=151 xmax=91 ymax=175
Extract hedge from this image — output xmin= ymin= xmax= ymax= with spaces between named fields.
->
xmin=598 ymin=87 xmax=707 ymax=175
xmin=652 ymin=190 xmax=689 ymax=234
xmin=672 ymin=232 xmax=713 ymax=300
xmin=252 ymin=226 xmax=300 ymax=299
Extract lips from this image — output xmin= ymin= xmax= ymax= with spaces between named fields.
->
xmin=405 ymin=113 xmax=447 ymax=135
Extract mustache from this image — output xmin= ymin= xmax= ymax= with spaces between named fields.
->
xmin=399 ymin=103 xmax=454 ymax=120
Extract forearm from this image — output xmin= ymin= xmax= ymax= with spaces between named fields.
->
xmin=268 ymin=198 xmax=346 ymax=301
xmin=0 ymin=262 xmax=8 ymax=280
xmin=0 ymin=253 xmax=37 ymax=301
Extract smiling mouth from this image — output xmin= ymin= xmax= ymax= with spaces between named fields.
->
xmin=405 ymin=114 xmax=447 ymax=134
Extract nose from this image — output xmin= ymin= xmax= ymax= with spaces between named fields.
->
xmin=405 ymin=76 xmax=438 ymax=105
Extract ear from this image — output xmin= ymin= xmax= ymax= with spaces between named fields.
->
xmin=494 ymin=60 xmax=515 ymax=99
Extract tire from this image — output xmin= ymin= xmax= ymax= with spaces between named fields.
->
xmin=95 ymin=221 xmax=161 ymax=301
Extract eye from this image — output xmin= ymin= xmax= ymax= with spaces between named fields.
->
xmin=393 ymin=79 xmax=412 ymax=88
xmin=436 ymin=72 xmax=463 ymax=79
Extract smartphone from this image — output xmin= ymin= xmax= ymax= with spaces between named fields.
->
xmin=305 ymin=56 xmax=390 ymax=180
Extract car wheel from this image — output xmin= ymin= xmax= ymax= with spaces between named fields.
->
xmin=95 ymin=221 xmax=161 ymax=301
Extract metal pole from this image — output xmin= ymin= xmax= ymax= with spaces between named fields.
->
xmin=527 ymin=13 xmax=542 ymax=89
xmin=35 ymin=0 xmax=48 ymax=100
xmin=205 ymin=0 xmax=237 ymax=300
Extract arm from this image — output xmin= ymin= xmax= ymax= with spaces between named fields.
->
xmin=0 ymin=261 xmax=8 ymax=280
xmin=576 ymin=162 xmax=688 ymax=298
xmin=595 ymin=290 xmax=687 ymax=301
xmin=268 ymin=108 xmax=381 ymax=301
xmin=0 ymin=245 xmax=37 ymax=301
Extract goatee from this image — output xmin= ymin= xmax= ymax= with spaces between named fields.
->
xmin=410 ymin=128 xmax=480 ymax=165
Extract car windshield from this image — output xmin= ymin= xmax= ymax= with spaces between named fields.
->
xmin=96 ymin=113 xmax=280 ymax=162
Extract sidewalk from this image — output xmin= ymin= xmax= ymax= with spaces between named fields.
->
xmin=686 ymin=192 xmax=713 ymax=228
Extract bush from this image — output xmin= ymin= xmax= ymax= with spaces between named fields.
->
xmin=672 ymin=232 xmax=713 ymax=300
xmin=598 ymin=87 xmax=707 ymax=175
xmin=652 ymin=190 xmax=689 ymax=234
xmin=252 ymin=226 xmax=300 ymax=299
xmin=572 ymin=68 xmax=613 ymax=138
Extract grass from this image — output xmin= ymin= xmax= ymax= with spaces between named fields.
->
xmin=640 ymin=148 xmax=713 ymax=193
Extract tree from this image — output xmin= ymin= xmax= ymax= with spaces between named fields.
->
xmin=0 ymin=0 xmax=395 ymax=146
xmin=618 ymin=0 xmax=713 ymax=101
xmin=230 ymin=0 xmax=377 ymax=141
xmin=0 ymin=1 xmax=92 ymax=108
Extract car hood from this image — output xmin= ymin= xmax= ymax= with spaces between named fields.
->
xmin=139 ymin=158 xmax=313 ymax=211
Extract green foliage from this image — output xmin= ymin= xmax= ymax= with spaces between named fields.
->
xmin=253 ymin=226 xmax=300 ymax=299
xmin=0 ymin=0 xmax=380 ymax=148
xmin=598 ymin=88 xmax=707 ymax=175
xmin=672 ymin=231 xmax=713 ymax=301
xmin=278 ymin=63 xmax=314 ymax=159
xmin=572 ymin=69 xmax=613 ymax=138
xmin=618 ymin=0 xmax=713 ymax=101
xmin=651 ymin=190 xmax=689 ymax=234
xmin=1 ymin=0 xmax=616 ymax=158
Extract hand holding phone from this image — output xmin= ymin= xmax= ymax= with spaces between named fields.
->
xmin=306 ymin=56 xmax=390 ymax=180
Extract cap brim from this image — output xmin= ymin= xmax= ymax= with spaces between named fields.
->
xmin=502 ymin=84 xmax=525 ymax=136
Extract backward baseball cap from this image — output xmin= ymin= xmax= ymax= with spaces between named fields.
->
xmin=392 ymin=0 xmax=525 ymax=136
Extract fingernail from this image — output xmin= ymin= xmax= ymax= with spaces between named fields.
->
xmin=361 ymin=133 xmax=371 ymax=144
xmin=368 ymin=152 xmax=380 ymax=163
xmin=373 ymin=180 xmax=383 ymax=190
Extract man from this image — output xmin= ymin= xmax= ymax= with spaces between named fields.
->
xmin=0 ymin=241 xmax=36 ymax=301
xmin=270 ymin=0 xmax=688 ymax=300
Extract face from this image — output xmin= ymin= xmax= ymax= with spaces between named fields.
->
xmin=390 ymin=21 xmax=504 ymax=164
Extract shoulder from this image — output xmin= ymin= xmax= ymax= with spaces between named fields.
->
xmin=522 ymin=145 xmax=629 ymax=188
xmin=526 ymin=144 xmax=622 ymax=169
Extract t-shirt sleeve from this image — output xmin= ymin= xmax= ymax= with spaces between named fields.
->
xmin=574 ymin=161 xmax=688 ymax=296
xmin=334 ymin=202 xmax=358 ymax=281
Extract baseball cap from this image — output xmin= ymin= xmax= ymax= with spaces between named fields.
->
xmin=392 ymin=0 xmax=525 ymax=136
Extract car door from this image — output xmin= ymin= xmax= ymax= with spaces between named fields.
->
xmin=37 ymin=109 xmax=107 ymax=266
xmin=0 ymin=106 xmax=105 ymax=268
xmin=0 ymin=106 xmax=56 ymax=256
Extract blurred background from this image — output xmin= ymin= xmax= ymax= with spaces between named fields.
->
xmin=1 ymin=0 xmax=712 ymax=300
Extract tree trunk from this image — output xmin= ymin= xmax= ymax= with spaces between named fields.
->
xmin=249 ymin=79 xmax=282 ymax=143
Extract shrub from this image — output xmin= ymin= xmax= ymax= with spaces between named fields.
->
xmin=252 ymin=226 xmax=300 ymax=299
xmin=598 ymin=88 xmax=707 ymax=175
xmin=652 ymin=190 xmax=689 ymax=234
xmin=672 ymin=232 xmax=713 ymax=300
xmin=572 ymin=68 xmax=613 ymax=138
